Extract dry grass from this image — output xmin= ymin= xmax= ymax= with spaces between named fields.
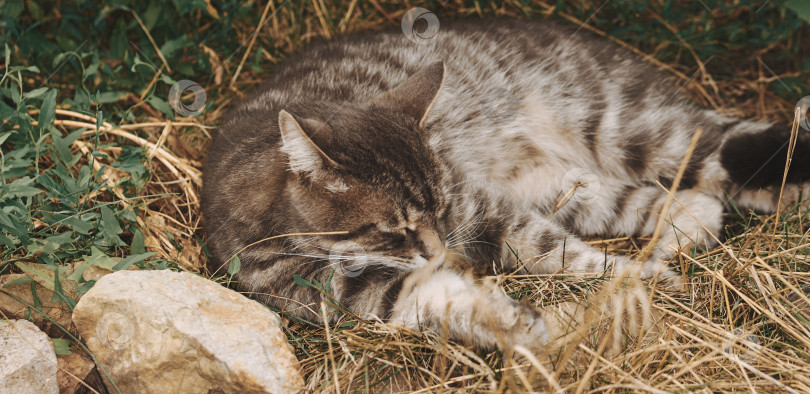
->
xmin=38 ymin=0 xmax=810 ymax=391
xmin=281 ymin=222 xmax=810 ymax=392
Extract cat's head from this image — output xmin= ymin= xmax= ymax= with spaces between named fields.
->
xmin=277 ymin=61 xmax=451 ymax=266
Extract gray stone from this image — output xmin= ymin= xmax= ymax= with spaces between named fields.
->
xmin=72 ymin=270 xmax=304 ymax=393
xmin=0 ymin=319 xmax=59 ymax=394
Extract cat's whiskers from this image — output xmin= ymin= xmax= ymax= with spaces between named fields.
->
xmin=274 ymin=234 xmax=424 ymax=279
xmin=446 ymin=209 xmax=487 ymax=249
xmin=310 ymin=256 xmax=416 ymax=278
xmin=444 ymin=202 xmax=481 ymax=242
xmin=447 ymin=239 xmax=499 ymax=249
xmin=267 ymin=251 xmax=333 ymax=260
xmin=443 ymin=178 xmax=475 ymax=194
xmin=290 ymin=236 xmax=332 ymax=250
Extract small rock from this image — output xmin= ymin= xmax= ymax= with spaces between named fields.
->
xmin=0 ymin=319 xmax=59 ymax=394
xmin=72 ymin=270 xmax=305 ymax=393
xmin=57 ymin=352 xmax=95 ymax=394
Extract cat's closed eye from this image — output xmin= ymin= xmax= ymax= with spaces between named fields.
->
xmin=377 ymin=221 xmax=406 ymax=234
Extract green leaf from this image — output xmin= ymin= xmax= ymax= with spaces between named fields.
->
xmin=113 ymin=252 xmax=156 ymax=271
xmin=2 ymin=177 xmax=43 ymax=200
xmin=9 ymin=87 xmax=20 ymax=104
xmin=30 ymin=282 xmax=43 ymax=311
xmin=292 ymin=274 xmax=314 ymax=289
xmin=172 ymin=0 xmax=207 ymax=16
xmin=339 ymin=321 xmax=357 ymax=329
xmin=143 ymin=1 xmax=161 ymax=29
xmin=14 ymin=262 xmax=70 ymax=293
xmin=23 ymin=87 xmax=49 ymax=100
xmin=51 ymin=127 xmax=83 ymax=164
xmin=68 ymin=247 xmax=123 ymax=282
xmin=77 ymin=280 xmax=96 ymax=294
xmin=94 ymin=109 xmax=104 ymax=133
xmin=146 ymin=96 xmax=174 ymax=118
xmin=66 ymin=216 xmax=94 ymax=235
xmin=227 ymin=255 xmax=241 ymax=275
xmin=94 ymin=91 xmax=126 ymax=105
xmin=28 ymin=232 xmax=75 ymax=255
xmin=26 ymin=0 xmax=44 ymax=21
xmin=131 ymin=228 xmax=146 ymax=254
xmin=38 ymin=89 xmax=57 ymax=131
xmin=100 ymin=206 xmax=123 ymax=235
xmin=159 ymin=74 xmax=177 ymax=86
xmin=52 ymin=338 xmax=72 ymax=356
xmin=159 ymin=37 xmax=188 ymax=59
xmin=785 ymin=0 xmax=810 ymax=23
xmin=0 ymin=234 xmax=15 ymax=249
xmin=83 ymin=58 xmax=100 ymax=80
xmin=99 ymin=206 xmax=125 ymax=246
xmin=51 ymin=268 xmax=76 ymax=308
xmin=0 ymin=209 xmax=24 ymax=238
xmin=51 ymin=53 xmax=68 ymax=69
xmin=325 ymin=268 xmax=335 ymax=294
xmin=2 ymin=276 xmax=33 ymax=287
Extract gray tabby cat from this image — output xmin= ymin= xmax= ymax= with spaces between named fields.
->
xmin=202 ymin=18 xmax=809 ymax=351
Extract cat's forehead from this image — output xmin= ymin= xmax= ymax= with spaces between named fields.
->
xmin=346 ymin=175 xmax=440 ymax=224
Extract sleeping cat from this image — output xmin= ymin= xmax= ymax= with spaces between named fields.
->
xmin=202 ymin=17 xmax=809 ymax=351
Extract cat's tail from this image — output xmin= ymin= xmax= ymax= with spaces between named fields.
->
xmin=719 ymin=119 xmax=810 ymax=189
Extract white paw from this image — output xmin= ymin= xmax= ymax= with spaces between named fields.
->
xmin=509 ymin=315 xmax=551 ymax=352
xmin=642 ymin=260 xmax=682 ymax=288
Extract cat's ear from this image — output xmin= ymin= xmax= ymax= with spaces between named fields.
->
xmin=373 ymin=61 xmax=445 ymax=128
xmin=278 ymin=110 xmax=339 ymax=174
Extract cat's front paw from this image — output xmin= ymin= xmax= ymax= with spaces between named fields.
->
xmin=497 ymin=302 xmax=551 ymax=352
xmin=641 ymin=260 xmax=682 ymax=288
xmin=614 ymin=258 xmax=681 ymax=287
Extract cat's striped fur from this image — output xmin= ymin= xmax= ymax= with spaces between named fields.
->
xmin=202 ymin=18 xmax=810 ymax=351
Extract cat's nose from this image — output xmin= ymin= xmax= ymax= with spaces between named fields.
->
xmin=427 ymin=249 xmax=446 ymax=265
xmin=418 ymin=249 xmax=446 ymax=265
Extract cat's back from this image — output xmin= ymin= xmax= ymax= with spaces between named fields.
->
xmin=210 ymin=16 xmax=658 ymax=142
xmin=203 ymin=16 xmax=681 ymax=227
xmin=216 ymin=17 xmax=617 ymax=119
